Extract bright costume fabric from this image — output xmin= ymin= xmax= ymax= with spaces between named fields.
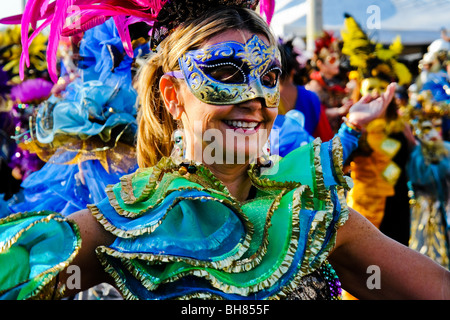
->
xmin=407 ymin=142 xmax=450 ymax=269
xmin=0 ymin=137 xmax=351 ymax=300
xmin=1 ymin=19 xmax=143 ymax=218
xmin=296 ymin=85 xmax=334 ymax=142
xmin=346 ymin=119 xmax=404 ymax=228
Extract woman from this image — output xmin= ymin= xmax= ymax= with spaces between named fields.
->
xmin=1 ymin=2 xmax=449 ymax=300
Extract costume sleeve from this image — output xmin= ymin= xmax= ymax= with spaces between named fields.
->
xmin=336 ymin=122 xmax=362 ymax=163
xmin=0 ymin=211 xmax=81 ymax=300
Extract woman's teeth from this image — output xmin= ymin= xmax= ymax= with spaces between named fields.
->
xmin=224 ymin=120 xmax=259 ymax=129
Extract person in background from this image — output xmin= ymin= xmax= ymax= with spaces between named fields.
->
xmin=277 ymin=37 xmax=333 ymax=142
xmin=306 ymin=31 xmax=353 ymax=135
xmin=404 ymin=101 xmax=450 ymax=270
xmin=341 ymin=14 xmax=415 ymax=248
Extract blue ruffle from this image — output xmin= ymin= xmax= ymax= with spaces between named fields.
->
xmin=8 ymin=158 xmax=137 ymax=217
xmin=0 ymin=212 xmax=80 ymax=300
xmin=35 ymin=81 xmax=137 ymax=144
xmin=78 ymin=18 xmax=150 ymax=88
xmin=98 ymin=188 xmax=246 ymax=262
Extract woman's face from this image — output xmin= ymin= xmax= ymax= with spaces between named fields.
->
xmin=174 ymin=30 xmax=279 ymax=165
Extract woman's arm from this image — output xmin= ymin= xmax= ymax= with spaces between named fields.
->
xmin=59 ymin=208 xmax=116 ymax=297
xmin=329 ymin=208 xmax=450 ymax=300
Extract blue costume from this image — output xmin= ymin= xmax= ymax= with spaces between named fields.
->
xmin=2 ymin=19 xmax=149 ymax=218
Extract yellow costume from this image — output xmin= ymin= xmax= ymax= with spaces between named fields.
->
xmin=347 ymin=119 xmax=402 ymax=227
xmin=340 ymin=14 xmax=412 ymax=228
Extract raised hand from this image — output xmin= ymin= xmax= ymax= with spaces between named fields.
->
xmin=346 ymin=82 xmax=397 ymax=129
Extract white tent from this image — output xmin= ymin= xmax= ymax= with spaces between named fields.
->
xmin=271 ymin=0 xmax=450 ymax=46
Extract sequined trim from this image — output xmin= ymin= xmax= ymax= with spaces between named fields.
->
xmin=283 ymin=261 xmax=342 ymax=300
xmin=96 ymin=187 xmax=304 ymax=297
xmin=331 ymin=136 xmax=352 ymax=189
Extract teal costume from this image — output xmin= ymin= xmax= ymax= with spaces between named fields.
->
xmin=0 ymin=137 xmax=351 ymax=299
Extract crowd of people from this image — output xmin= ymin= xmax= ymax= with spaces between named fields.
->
xmin=0 ymin=0 xmax=449 ymax=301
xmin=276 ymin=13 xmax=450 ymax=272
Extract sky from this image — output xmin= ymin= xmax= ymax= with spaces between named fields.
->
xmin=0 ymin=0 xmax=23 ymax=21
xmin=1 ymin=0 xmax=448 ymax=45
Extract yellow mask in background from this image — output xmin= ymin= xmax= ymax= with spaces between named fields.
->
xmin=360 ymin=77 xmax=389 ymax=96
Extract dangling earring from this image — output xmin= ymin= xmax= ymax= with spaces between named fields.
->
xmin=171 ymin=127 xmax=197 ymax=175
xmin=257 ymin=139 xmax=272 ymax=169
xmin=171 ymin=127 xmax=185 ymax=164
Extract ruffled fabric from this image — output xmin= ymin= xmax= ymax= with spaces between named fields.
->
xmin=7 ymin=154 xmax=137 ymax=217
xmin=0 ymin=18 xmax=144 ymax=218
xmin=0 ymin=211 xmax=81 ymax=300
xmin=77 ymin=17 xmax=150 ymax=87
xmin=90 ymin=136 xmax=350 ymax=299
xmin=34 ymin=81 xmax=138 ymax=145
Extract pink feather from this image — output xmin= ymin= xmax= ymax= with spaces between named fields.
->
xmin=45 ymin=0 xmax=74 ymax=82
xmin=62 ymin=14 xmax=108 ymax=36
xmin=259 ymin=0 xmax=275 ymax=25
xmin=40 ymin=0 xmax=52 ymax=17
xmin=21 ymin=0 xmax=44 ymax=68
xmin=113 ymin=16 xmax=134 ymax=58
xmin=0 ymin=14 xmax=23 ymax=25
xmin=14 ymin=0 xmax=273 ymax=83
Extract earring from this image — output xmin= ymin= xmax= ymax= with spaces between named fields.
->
xmin=171 ymin=127 xmax=197 ymax=175
xmin=171 ymin=128 xmax=185 ymax=164
xmin=257 ymin=139 xmax=272 ymax=169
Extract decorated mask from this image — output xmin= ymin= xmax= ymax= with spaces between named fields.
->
xmin=167 ymin=35 xmax=281 ymax=108
xmin=360 ymin=77 xmax=389 ymax=96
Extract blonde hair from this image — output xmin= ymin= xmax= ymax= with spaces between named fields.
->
xmin=136 ymin=7 xmax=276 ymax=168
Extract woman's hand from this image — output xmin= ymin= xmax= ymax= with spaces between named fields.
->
xmin=346 ymin=82 xmax=397 ymax=129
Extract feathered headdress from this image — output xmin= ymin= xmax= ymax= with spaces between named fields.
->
xmin=341 ymin=13 xmax=412 ymax=86
xmin=314 ymin=30 xmax=339 ymax=60
xmin=0 ymin=0 xmax=275 ymax=83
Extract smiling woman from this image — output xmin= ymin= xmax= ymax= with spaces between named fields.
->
xmin=156 ymin=30 xmax=278 ymax=169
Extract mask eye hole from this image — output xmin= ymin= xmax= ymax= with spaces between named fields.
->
xmin=261 ymin=67 xmax=281 ymax=88
xmin=200 ymin=61 xmax=246 ymax=84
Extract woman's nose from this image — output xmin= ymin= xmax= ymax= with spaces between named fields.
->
xmin=239 ymin=98 xmax=264 ymax=110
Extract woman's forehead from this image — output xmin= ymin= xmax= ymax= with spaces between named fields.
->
xmin=203 ymin=29 xmax=270 ymax=47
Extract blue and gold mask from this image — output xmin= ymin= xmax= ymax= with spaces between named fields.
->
xmin=167 ymin=35 xmax=281 ymax=108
